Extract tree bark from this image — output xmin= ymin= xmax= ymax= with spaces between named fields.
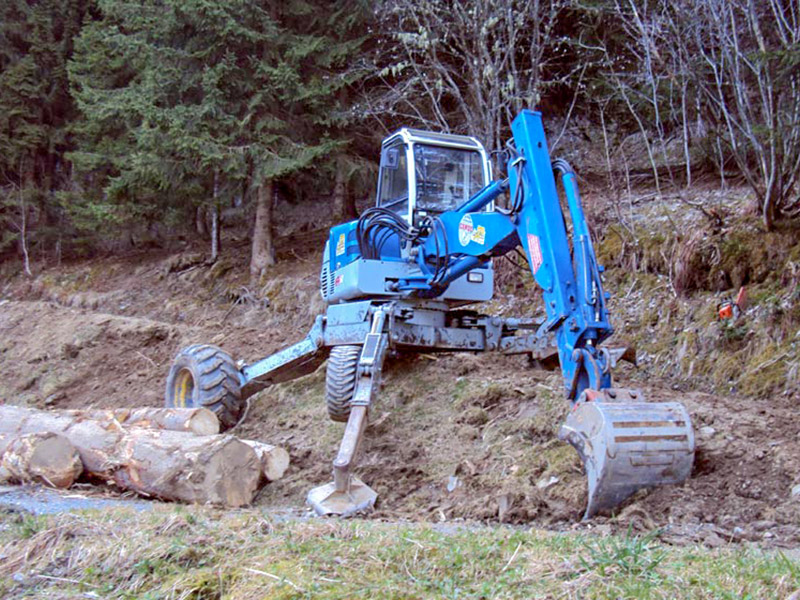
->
xmin=61 ymin=407 xmax=220 ymax=436
xmin=196 ymin=205 xmax=208 ymax=238
xmin=332 ymin=155 xmax=356 ymax=222
xmin=211 ymin=171 xmax=220 ymax=261
xmin=250 ymin=180 xmax=276 ymax=284
xmin=0 ymin=406 xmax=262 ymax=507
xmin=0 ymin=432 xmax=82 ymax=489
xmin=210 ymin=205 xmax=220 ymax=262
xmin=18 ymin=156 xmax=32 ymax=277
xmin=241 ymin=440 xmax=290 ymax=482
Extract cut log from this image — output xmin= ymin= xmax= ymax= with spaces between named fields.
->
xmin=0 ymin=432 xmax=82 ymax=489
xmin=62 ymin=407 xmax=220 ymax=436
xmin=0 ymin=406 xmax=261 ymax=507
xmin=241 ymin=440 xmax=290 ymax=482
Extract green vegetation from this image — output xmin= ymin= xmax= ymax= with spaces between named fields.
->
xmin=0 ymin=506 xmax=797 ymax=599
xmin=2 ymin=0 xmax=799 ymax=274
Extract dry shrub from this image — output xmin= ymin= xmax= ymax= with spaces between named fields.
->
xmin=673 ymin=228 xmax=719 ymax=294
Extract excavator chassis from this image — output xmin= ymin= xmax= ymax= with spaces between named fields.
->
xmin=223 ymin=299 xmax=694 ymax=518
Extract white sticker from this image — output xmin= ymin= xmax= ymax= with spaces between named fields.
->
xmin=458 ymin=214 xmax=474 ymax=246
xmin=527 ymin=233 xmax=543 ymax=273
xmin=335 ymin=234 xmax=346 ymax=256
xmin=472 ymin=225 xmax=486 ymax=245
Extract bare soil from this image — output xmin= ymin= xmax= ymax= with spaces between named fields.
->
xmin=1 ymin=220 xmax=799 ymax=548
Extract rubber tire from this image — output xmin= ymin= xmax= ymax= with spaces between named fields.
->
xmin=325 ymin=345 xmax=361 ymax=422
xmin=164 ymin=344 xmax=244 ymax=431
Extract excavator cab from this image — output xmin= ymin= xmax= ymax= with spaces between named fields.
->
xmin=377 ymin=129 xmax=493 ymax=224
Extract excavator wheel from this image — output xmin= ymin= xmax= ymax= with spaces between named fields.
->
xmin=165 ymin=344 xmax=244 ymax=430
xmin=325 ymin=345 xmax=361 ymax=422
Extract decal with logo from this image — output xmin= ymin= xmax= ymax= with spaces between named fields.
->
xmin=335 ymin=234 xmax=346 ymax=256
xmin=458 ymin=214 xmax=474 ymax=246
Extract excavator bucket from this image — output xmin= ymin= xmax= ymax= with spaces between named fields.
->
xmin=307 ymin=476 xmax=377 ymax=517
xmin=558 ymin=389 xmax=695 ymax=519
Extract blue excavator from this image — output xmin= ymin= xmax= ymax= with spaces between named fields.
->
xmin=165 ymin=110 xmax=695 ymax=518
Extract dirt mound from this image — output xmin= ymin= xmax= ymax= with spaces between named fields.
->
xmin=0 ymin=301 xmax=185 ymax=409
xmin=1 ymin=239 xmax=799 ymax=546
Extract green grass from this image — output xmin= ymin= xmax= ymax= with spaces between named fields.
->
xmin=0 ymin=507 xmax=798 ymax=599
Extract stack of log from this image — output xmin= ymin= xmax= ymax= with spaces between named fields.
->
xmin=0 ymin=406 xmax=289 ymax=508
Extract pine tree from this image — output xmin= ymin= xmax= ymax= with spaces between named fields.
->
xmin=0 ymin=0 xmax=90 ymax=267
xmin=68 ymin=0 xmax=371 ymax=274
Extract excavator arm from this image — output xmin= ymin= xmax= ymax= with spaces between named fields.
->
xmin=394 ymin=110 xmax=695 ymax=517
xmin=396 ymin=110 xmax=612 ymax=401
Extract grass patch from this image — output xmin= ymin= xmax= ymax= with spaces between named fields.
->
xmin=0 ymin=506 xmax=798 ymax=599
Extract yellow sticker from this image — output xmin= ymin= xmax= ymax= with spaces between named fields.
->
xmin=335 ymin=233 xmax=346 ymax=256
xmin=472 ymin=225 xmax=486 ymax=245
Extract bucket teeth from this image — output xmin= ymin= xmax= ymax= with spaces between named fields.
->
xmin=558 ymin=391 xmax=695 ymax=519
xmin=306 ymin=476 xmax=377 ymax=517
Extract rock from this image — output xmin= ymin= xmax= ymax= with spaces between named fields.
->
xmin=497 ymin=494 xmax=512 ymax=522
xmin=536 ymin=475 xmax=559 ymax=490
xmin=447 ymin=475 xmax=460 ymax=493
xmin=162 ymin=253 xmax=204 ymax=274
xmin=699 ymin=426 xmax=716 ymax=438
xmin=792 ymin=484 xmax=800 ymax=498
xmin=460 ymin=406 xmax=488 ymax=426
xmin=43 ymin=391 xmax=65 ymax=406
xmin=61 ymin=342 xmax=80 ymax=359
xmin=702 ymin=531 xmax=724 ymax=548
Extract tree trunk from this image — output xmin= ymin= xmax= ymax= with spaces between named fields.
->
xmin=18 ymin=156 xmax=32 ymax=277
xmin=0 ymin=406 xmax=262 ymax=507
xmin=332 ymin=155 xmax=356 ymax=221
xmin=210 ymin=170 xmax=220 ymax=261
xmin=0 ymin=432 xmax=82 ymax=489
xmin=196 ymin=205 xmax=208 ymax=238
xmin=210 ymin=204 xmax=220 ymax=262
xmin=241 ymin=440 xmax=290 ymax=482
xmin=62 ymin=407 xmax=220 ymax=436
xmin=250 ymin=180 xmax=275 ymax=284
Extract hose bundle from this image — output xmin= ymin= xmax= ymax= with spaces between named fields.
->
xmin=355 ymin=207 xmax=451 ymax=286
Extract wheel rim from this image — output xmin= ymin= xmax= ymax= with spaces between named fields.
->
xmin=173 ymin=369 xmax=195 ymax=408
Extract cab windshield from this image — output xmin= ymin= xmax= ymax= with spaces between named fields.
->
xmin=414 ymin=144 xmax=485 ymax=212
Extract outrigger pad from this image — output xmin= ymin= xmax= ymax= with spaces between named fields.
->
xmin=558 ymin=389 xmax=695 ymax=519
xmin=307 ymin=476 xmax=378 ymax=517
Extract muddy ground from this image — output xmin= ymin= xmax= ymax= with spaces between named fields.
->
xmin=1 ymin=197 xmax=799 ymax=548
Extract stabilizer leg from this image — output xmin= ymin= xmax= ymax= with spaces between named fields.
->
xmin=240 ymin=316 xmax=329 ymax=399
xmin=307 ymin=306 xmax=391 ymax=516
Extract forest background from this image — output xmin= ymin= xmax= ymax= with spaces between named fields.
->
xmin=0 ymin=0 xmax=798 ymax=281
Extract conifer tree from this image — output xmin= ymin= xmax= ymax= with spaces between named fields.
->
xmin=0 ymin=0 xmax=89 ymax=267
xmin=68 ymin=0 xmax=370 ymax=275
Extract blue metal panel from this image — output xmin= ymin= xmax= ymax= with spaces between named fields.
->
xmin=509 ymin=110 xmax=612 ymax=395
xmin=329 ymin=221 xmax=360 ymax=272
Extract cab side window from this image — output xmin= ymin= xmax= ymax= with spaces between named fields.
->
xmin=378 ymin=145 xmax=409 ymax=216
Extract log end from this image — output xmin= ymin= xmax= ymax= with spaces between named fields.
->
xmin=200 ymin=437 xmax=262 ymax=507
xmin=263 ymin=447 xmax=290 ymax=482
xmin=186 ymin=408 xmax=221 ymax=436
xmin=5 ymin=432 xmax=83 ymax=489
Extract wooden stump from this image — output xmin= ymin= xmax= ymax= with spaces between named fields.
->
xmin=0 ymin=432 xmax=82 ymax=489
xmin=242 ymin=440 xmax=290 ymax=482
